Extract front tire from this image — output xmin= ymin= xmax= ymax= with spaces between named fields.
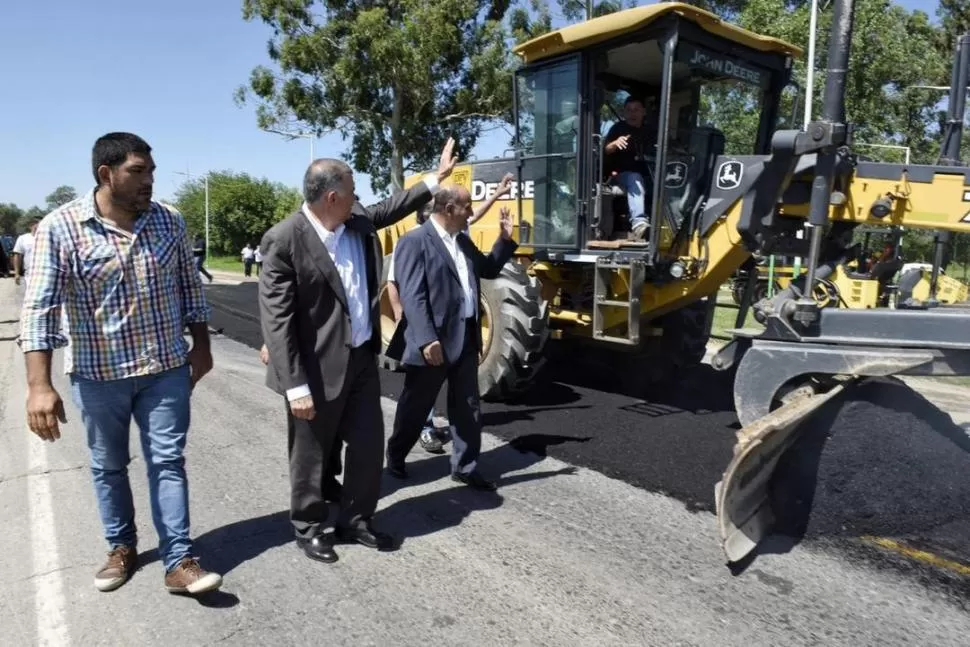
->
xmin=478 ymin=261 xmax=550 ymax=401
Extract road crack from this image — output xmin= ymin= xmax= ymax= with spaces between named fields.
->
xmin=16 ymin=561 xmax=97 ymax=584
xmin=0 ymin=464 xmax=87 ymax=485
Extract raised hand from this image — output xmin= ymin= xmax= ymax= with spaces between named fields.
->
xmin=437 ymin=137 xmax=458 ymax=182
xmin=497 ymin=172 xmax=515 ymax=196
xmin=498 ymin=207 xmax=514 ymax=240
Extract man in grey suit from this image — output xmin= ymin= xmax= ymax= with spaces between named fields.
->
xmin=259 ymin=140 xmax=457 ymax=563
xmin=385 ymin=185 xmax=517 ymax=491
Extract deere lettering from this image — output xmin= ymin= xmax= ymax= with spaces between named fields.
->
xmin=472 ymin=179 xmax=535 ymax=201
xmin=688 ymin=49 xmax=762 ymax=86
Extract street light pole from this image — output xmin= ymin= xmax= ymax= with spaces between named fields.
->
xmin=204 ymin=175 xmax=210 ymax=268
xmin=804 ymin=0 xmax=819 ymax=129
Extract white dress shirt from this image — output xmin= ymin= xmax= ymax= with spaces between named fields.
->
xmin=429 ymin=217 xmax=476 ymax=320
xmin=387 ymin=222 xmax=469 ymax=284
xmin=286 ymin=175 xmax=441 ymax=402
xmin=285 ymin=204 xmax=371 ymax=402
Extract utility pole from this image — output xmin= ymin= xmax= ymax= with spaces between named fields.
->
xmin=586 ymin=0 xmax=593 ymax=20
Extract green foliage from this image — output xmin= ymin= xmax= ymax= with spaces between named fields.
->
xmin=45 ymin=185 xmax=77 ymax=211
xmin=17 ymin=207 xmax=45 ymax=234
xmin=723 ymin=0 xmax=949 ymax=164
xmin=237 ymin=0 xmax=516 ymax=193
xmin=172 ymin=171 xmax=301 ymax=255
xmin=0 ymin=203 xmax=22 ymax=236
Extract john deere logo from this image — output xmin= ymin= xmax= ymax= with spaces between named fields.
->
xmin=716 ymin=161 xmax=743 ymax=190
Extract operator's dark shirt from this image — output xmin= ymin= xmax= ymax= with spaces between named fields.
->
xmin=192 ymin=240 xmax=205 ymax=259
xmin=604 ymin=121 xmax=656 ymax=176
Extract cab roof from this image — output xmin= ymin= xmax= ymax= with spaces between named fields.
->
xmin=513 ymin=2 xmax=803 ymax=65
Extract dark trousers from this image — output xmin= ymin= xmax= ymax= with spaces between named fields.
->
xmin=388 ymin=321 xmax=481 ymax=474
xmin=244 ymin=259 xmax=254 ymax=276
xmin=286 ymin=346 xmax=384 ymax=539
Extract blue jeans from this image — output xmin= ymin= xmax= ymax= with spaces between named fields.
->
xmin=617 ymin=171 xmax=647 ymax=228
xmin=70 ymin=363 xmax=193 ymax=573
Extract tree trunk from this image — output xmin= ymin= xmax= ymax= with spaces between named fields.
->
xmin=390 ymin=86 xmax=405 ymax=191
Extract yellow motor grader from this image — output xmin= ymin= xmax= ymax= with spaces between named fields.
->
xmin=379 ymin=1 xmax=970 ymax=562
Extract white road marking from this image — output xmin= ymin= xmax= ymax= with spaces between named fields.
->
xmin=27 ymin=437 xmax=71 ymax=647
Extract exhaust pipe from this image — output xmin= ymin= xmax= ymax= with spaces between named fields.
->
xmin=794 ymin=0 xmax=856 ymax=329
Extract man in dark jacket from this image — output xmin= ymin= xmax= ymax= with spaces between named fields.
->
xmin=259 ymin=139 xmax=457 ymax=563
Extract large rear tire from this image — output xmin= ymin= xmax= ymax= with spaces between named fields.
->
xmin=478 ymin=261 xmax=550 ymax=401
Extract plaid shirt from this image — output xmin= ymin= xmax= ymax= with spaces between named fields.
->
xmin=19 ymin=189 xmax=210 ymax=381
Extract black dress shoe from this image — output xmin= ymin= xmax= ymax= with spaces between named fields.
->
xmin=296 ymin=534 xmax=338 ymax=563
xmin=335 ymin=522 xmax=394 ymax=550
xmin=451 ymin=470 xmax=497 ymax=491
xmin=386 ymin=461 xmax=408 ymax=479
xmin=323 ymin=478 xmax=343 ymax=503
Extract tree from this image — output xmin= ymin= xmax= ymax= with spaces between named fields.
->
xmin=45 ymin=185 xmax=77 ymax=211
xmin=236 ymin=0 xmax=515 ymax=194
xmin=16 ymin=207 xmax=45 ymax=234
xmin=0 ymin=203 xmax=23 ymax=236
xmin=690 ymin=0 xmax=949 ymax=164
xmin=173 ymin=171 xmax=301 ymax=255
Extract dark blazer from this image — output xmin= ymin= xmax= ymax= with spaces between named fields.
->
xmin=259 ymin=184 xmax=433 ymax=401
xmin=386 ymin=219 xmax=518 ymax=367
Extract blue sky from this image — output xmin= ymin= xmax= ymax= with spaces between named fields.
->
xmin=0 ymin=0 xmax=941 ymax=212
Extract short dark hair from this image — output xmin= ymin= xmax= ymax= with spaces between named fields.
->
xmin=304 ymin=159 xmax=352 ymax=204
xmin=624 ymin=96 xmax=644 ymax=107
xmin=92 ymin=132 xmax=152 ymax=184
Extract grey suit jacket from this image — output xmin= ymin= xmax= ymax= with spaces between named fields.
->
xmin=259 ymin=183 xmax=433 ymax=402
xmin=386 ymin=219 xmax=518 ymax=367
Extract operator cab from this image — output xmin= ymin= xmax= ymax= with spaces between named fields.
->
xmin=512 ymin=3 xmax=798 ymax=268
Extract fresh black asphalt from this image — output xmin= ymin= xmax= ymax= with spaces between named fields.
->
xmin=204 ymin=280 xmax=970 ymax=598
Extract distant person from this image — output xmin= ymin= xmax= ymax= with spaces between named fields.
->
xmin=254 ymin=244 xmax=263 ymax=276
xmin=193 ymin=235 xmax=213 ymax=283
xmin=19 ymin=131 xmax=222 ymax=596
xmin=12 ymin=216 xmax=41 ymax=288
xmin=241 ymin=243 xmax=255 ymax=277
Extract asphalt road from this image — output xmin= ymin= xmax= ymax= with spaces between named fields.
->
xmin=202 ymin=275 xmax=970 ymax=589
xmin=4 ymin=275 xmax=970 ymax=645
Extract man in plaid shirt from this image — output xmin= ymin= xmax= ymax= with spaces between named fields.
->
xmin=19 ymin=132 xmax=222 ymax=596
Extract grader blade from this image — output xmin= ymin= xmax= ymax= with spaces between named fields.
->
xmin=715 ymin=383 xmax=849 ymax=564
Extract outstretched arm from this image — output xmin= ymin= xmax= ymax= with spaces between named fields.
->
xmin=364 ymin=137 xmax=459 ymax=229
xmin=468 ymin=172 xmax=514 ymax=227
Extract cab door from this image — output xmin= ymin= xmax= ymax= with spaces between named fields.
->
xmin=514 ymin=55 xmax=584 ymax=253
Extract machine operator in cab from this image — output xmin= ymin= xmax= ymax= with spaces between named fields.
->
xmin=603 ymin=96 xmax=656 ymax=241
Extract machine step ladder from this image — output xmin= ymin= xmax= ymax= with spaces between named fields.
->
xmin=592 ymin=255 xmax=646 ymax=345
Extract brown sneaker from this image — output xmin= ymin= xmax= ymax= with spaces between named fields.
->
xmin=94 ymin=545 xmax=138 ymax=592
xmin=164 ymin=557 xmax=222 ymax=595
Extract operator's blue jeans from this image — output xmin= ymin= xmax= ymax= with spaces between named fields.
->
xmin=617 ymin=171 xmax=647 ymax=228
xmin=70 ymin=363 xmax=193 ymax=573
